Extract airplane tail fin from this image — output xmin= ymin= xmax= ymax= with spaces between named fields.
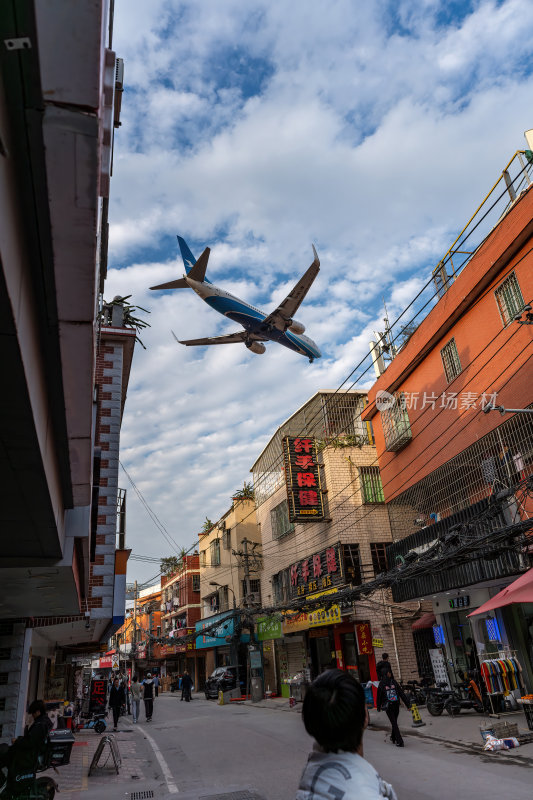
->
xmin=150 ymin=247 xmax=210 ymax=291
xmin=177 ymin=236 xmax=198 ymax=274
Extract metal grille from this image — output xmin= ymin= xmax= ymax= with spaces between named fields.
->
xmin=252 ymin=392 xmax=368 ymax=506
xmin=380 ymin=393 xmax=412 ymax=452
xmin=370 ymin=543 xmax=388 ymax=574
xmin=270 ymin=500 xmax=294 ymax=540
xmin=360 ymin=466 xmax=384 ymax=503
xmin=129 ymin=792 xmax=154 ymax=800
xmin=440 ymin=337 xmax=462 ymax=383
xmin=494 ymin=271 xmax=525 ymax=326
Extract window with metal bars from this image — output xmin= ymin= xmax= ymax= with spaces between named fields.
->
xmin=380 ymin=393 xmax=412 ymax=452
xmin=360 ymin=466 xmax=385 ymax=503
xmin=370 ymin=542 xmax=388 ymax=575
xmin=342 ymin=544 xmax=362 ymax=585
xmin=222 ymin=529 xmax=231 ymax=549
xmin=440 ymin=337 xmax=462 ymax=383
xmin=192 ymin=573 xmax=200 ymax=592
xmin=271 ymin=499 xmax=295 ymax=540
xmin=210 ymin=539 xmax=221 ymax=566
xmin=200 ymin=550 xmax=207 ymax=567
xmin=242 ymin=578 xmax=261 ymax=596
xmin=495 ymin=272 xmax=525 ymax=325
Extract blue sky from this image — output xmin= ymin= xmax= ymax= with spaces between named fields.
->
xmin=107 ymin=0 xmax=533 ymax=584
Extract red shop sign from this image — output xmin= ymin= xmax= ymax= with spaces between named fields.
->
xmin=355 ymin=623 xmax=373 ymax=656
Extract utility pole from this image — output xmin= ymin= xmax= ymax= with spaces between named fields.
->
xmin=241 ymin=538 xmax=252 ymax=605
xmin=132 ymin=580 xmax=138 ymax=676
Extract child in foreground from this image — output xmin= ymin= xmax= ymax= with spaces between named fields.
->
xmin=295 ymin=669 xmax=398 ymax=800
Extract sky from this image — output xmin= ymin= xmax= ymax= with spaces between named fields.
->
xmin=107 ymin=0 xmax=533 ymax=586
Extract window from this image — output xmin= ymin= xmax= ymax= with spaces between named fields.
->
xmin=440 ymin=338 xmax=462 ymax=383
xmin=370 ymin=543 xmax=388 ymax=575
xmin=342 ymin=544 xmax=362 ymax=586
xmin=192 ymin=574 xmax=200 ymax=592
xmin=242 ymin=578 xmax=261 ymax=596
xmin=223 ymin=529 xmax=231 ymax=550
xmin=360 ymin=466 xmax=384 ymax=503
xmin=271 ymin=499 xmax=295 ymax=540
xmin=495 ymin=272 xmax=525 ymax=325
xmin=380 ymin=393 xmax=412 ymax=452
xmin=200 ymin=550 xmax=207 ymax=567
xmin=210 ymin=538 xmax=221 ymax=566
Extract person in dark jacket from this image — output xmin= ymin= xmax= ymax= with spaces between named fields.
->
xmin=376 ymin=670 xmax=411 ymax=747
xmin=0 ymin=700 xmax=52 ymax=774
xmin=109 ymin=677 xmax=126 ymax=731
xmin=376 ymin=653 xmax=394 ymax=681
xmin=181 ymin=670 xmax=193 ymax=702
xmin=143 ymin=673 xmax=154 ymax=721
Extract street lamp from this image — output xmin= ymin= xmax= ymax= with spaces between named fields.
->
xmin=482 ymin=403 xmax=533 ymax=415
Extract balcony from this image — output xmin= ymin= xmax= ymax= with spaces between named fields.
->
xmin=380 ymin=395 xmax=412 ymax=452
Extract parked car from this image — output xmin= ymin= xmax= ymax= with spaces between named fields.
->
xmin=204 ymin=666 xmax=245 ymax=699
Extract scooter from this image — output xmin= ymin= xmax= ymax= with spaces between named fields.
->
xmin=75 ymin=712 xmax=107 ymax=735
xmin=0 ymin=728 xmax=73 ymax=800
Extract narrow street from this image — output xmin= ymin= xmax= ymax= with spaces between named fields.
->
xmin=68 ymin=693 xmax=533 ymax=800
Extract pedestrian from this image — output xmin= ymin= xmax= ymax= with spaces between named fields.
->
xmin=153 ymin=673 xmax=159 ymax=698
xmin=181 ymin=669 xmax=193 ymax=702
xmin=376 ymin=670 xmax=411 ymax=748
xmin=295 ymin=669 xmax=398 ymax=799
xmin=131 ymin=675 xmax=142 ymax=724
xmin=143 ymin=672 xmax=154 ymax=721
xmin=109 ymin=677 xmax=126 ymax=732
xmin=0 ymin=699 xmax=53 ymax=776
xmin=376 ymin=653 xmax=393 ymax=682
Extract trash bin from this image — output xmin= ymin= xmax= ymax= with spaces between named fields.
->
xmin=48 ymin=730 xmax=75 ymax=767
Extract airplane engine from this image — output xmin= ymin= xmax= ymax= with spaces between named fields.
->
xmin=288 ymin=319 xmax=305 ymax=335
xmin=246 ymin=341 xmax=266 ymax=354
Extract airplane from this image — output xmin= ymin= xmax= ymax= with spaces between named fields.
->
xmin=149 ymin=236 xmax=322 ymax=362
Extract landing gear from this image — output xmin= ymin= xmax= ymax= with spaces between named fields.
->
xmin=309 ymin=357 xmax=314 ymax=363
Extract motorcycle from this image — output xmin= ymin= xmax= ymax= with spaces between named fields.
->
xmin=0 ymin=729 xmax=73 ymax=800
xmin=75 ymin=712 xmax=107 ymax=735
xmin=426 ymin=678 xmax=486 ymax=716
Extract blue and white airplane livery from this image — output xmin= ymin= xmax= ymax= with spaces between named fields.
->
xmin=150 ymin=236 xmax=322 ymax=362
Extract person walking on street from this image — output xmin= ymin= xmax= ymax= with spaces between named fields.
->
xmin=295 ymin=669 xmax=398 ymax=799
xmin=376 ymin=670 xmax=411 ymax=747
xmin=143 ymin=672 xmax=155 ymax=721
xmin=153 ymin=673 xmax=159 ymax=698
xmin=131 ymin=675 xmax=142 ymax=724
xmin=181 ymin=670 xmax=193 ymax=702
xmin=109 ymin=677 xmax=126 ymax=731
xmin=376 ymin=653 xmax=394 ymax=681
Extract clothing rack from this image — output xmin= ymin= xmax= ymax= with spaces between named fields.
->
xmin=479 ymin=650 xmax=524 ymax=718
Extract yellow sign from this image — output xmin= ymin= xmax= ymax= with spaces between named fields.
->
xmin=372 ymin=637 xmax=383 ymax=648
xmin=308 ymin=605 xmax=341 ymax=627
xmin=282 ymin=589 xmax=341 ymax=634
xmin=282 ymin=612 xmax=309 ymax=633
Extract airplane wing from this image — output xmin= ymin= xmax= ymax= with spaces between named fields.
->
xmin=172 ymin=330 xmax=268 ymax=347
xmin=262 ymin=245 xmax=320 ymax=331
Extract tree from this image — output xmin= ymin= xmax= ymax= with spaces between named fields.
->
xmin=201 ymin=517 xmax=214 ymax=533
xmin=160 ymin=556 xmax=180 ymax=576
xmin=233 ymin=481 xmax=255 ymax=501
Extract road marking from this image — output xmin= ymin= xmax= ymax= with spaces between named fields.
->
xmin=137 ymin=725 xmax=179 ymax=793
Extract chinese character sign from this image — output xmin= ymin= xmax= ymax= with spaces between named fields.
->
xmin=286 ymin=544 xmax=343 ymax=599
xmin=355 ymin=623 xmax=373 ymax=655
xmin=283 ymin=436 xmax=325 ymax=522
xmin=89 ymin=679 xmax=108 ymax=714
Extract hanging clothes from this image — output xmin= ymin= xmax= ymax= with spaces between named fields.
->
xmin=480 ymin=657 xmax=524 ymax=694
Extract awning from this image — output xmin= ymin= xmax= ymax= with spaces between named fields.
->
xmin=468 ymin=568 xmax=533 ymax=617
xmin=412 ymin=612 xmax=436 ymax=630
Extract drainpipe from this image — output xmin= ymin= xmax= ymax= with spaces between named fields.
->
xmin=389 ymin=607 xmax=401 ymax=681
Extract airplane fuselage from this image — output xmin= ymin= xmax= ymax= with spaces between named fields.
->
xmin=185 ymin=276 xmax=322 ymax=360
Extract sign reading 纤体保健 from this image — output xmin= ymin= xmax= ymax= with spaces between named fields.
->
xmin=257 ymin=616 xmax=283 ymax=641
xmin=283 ymin=436 xmax=325 ymax=522
xmin=287 ymin=543 xmax=343 ymax=599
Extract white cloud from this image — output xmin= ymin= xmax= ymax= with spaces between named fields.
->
xmin=107 ymin=0 xmax=533 ymax=580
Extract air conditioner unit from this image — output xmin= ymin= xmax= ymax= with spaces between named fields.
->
xmin=217 ymin=520 xmax=226 ymax=532
xmin=115 ymin=57 xmax=124 ymax=90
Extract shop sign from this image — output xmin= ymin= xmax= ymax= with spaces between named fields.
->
xmin=283 ymin=436 xmax=325 ymax=522
xmin=287 ymin=544 xmax=343 ymax=599
xmin=355 ymin=623 xmax=373 ymax=655
xmin=89 ymin=679 xmax=108 ymax=714
xmin=257 ymin=616 xmax=283 ymax=641
xmin=448 ymin=595 xmax=470 ymax=609
xmin=308 ymin=605 xmax=341 ymax=628
xmin=250 ymin=650 xmax=262 ymax=669
xmin=195 ymin=611 xmax=235 ymax=649
xmin=372 ymin=637 xmax=383 ymax=648
xmin=136 ymin=645 xmax=146 ymax=659
xmin=99 ymin=656 xmax=113 ymax=668
xmin=282 ymin=611 xmax=309 ymax=633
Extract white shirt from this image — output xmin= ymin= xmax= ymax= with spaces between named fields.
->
xmin=296 ymin=748 xmax=398 ymax=800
